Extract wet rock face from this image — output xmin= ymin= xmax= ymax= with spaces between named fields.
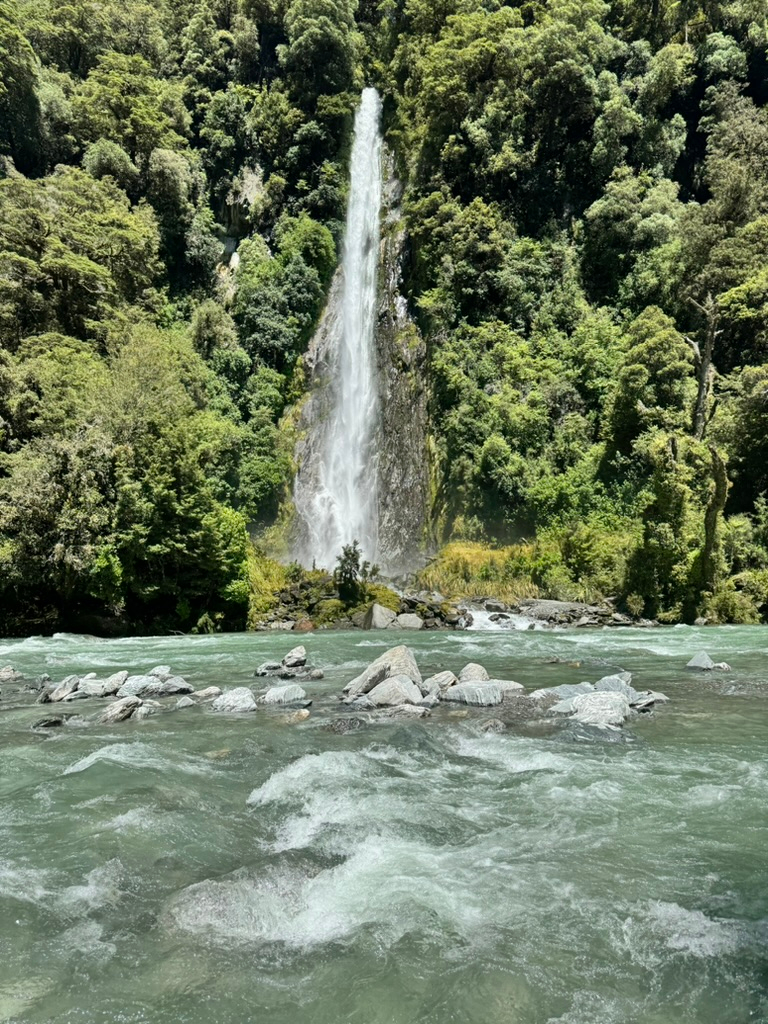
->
xmin=374 ymin=147 xmax=431 ymax=574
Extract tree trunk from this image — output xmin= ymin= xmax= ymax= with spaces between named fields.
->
xmin=686 ymin=293 xmax=720 ymax=440
xmin=701 ymin=445 xmax=729 ymax=593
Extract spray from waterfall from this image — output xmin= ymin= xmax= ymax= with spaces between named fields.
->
xmin=293 ymin=88 xmax=383 ymax=570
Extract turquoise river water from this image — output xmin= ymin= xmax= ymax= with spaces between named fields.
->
xmin=0 ymin=625 xmax=766 ymax=1023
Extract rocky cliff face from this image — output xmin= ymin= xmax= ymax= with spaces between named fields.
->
xmin=373 ymin=147 xmax=431 ymax=573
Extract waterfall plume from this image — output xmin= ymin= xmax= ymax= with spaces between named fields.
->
xmin=293 ymin=88 xmax=383 ymax=570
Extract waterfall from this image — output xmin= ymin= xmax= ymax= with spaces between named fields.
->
xmin=293 ymin=88 xmax=383 ymax=570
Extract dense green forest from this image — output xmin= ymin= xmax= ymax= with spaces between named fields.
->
xmin=2 ymin=0 xmax=768 ymax=633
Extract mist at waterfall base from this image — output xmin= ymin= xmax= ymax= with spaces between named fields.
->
xmin=293 ymin=88 xmax=383 ymax=571
xmin=2 ymin=625 xmax=768 ymax=1023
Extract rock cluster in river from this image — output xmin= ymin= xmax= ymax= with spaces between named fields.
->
xmin=338 ymin=645 xmax=669 ymax=729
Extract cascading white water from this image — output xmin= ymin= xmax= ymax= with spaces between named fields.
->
xmin=293 ymin=88 xmax=383 ymax=569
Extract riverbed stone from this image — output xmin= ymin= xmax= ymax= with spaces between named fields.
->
xmin=148 ymin=665 xmax=173 ymax=680
xmin=485 ymin=600 xmax=508 ymax=613
xmin=259 ymin=684 xmax=307 ymax=705
xmin=282 ymin=646 xmax=307 ymax=669
xmin=458 ymin=663 xmax=490 ymax=683
xmin=98 ymin=695 xmax=141 ymax=723
xmin=309 ymin=668 xmax=324 ymax=680
xmin=118 ymin=675 xmax=193 ymax=698
xmin=367 ymin=675 xmax=423 ymax=707
xmin=175 ymin=696 xmax=196 ymax=709
xmin=420 ymin=670 xmax=458 ymax=696
xmin=381 ymin=703 xmax=431 ymax=719
xmin=193 ymin=686 xmax=222 ymax=701
xmin=569 ymin=691 xmax=631 ymax=727
xmin=363 ymin=603 xmax=397 ymax=629
xmin=441 ymin=682 xmax=503 ymax=706
xmin=280 ymin=709 xmax=311 ymax=724
xmin=0 ymin=665 xmax=24 ymax=684
xmin=76 ymin=679 xmax=114 ymax=698
xmin=211 ymin=688 xmax=257 ymax=712
xmin=343 ymin=644 xmax=422 ymax=696
xmin=48 ymin=675 xmax=81 ymax=702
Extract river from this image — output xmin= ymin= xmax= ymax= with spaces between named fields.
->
xmin=0 ymin=625 xmax=766 ymax=1023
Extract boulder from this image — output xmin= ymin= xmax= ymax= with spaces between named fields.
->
xmin=569 ymin=691 xmax=631 ymax=728
xmin=210 ymin=688 xmax=257 ymax=713
xmin=0 ymin=665 xmax=24 ymax=684
xmin=529 ymin=682 xmax=594 ymax=701
xmin=686 ymin=652 xmax=715 ymax=670
xmin=104 ymin=671 xmax=129 ymax=692
xmin=118 ymin=675 xmax=193 ymax=698
xmin=294 ymin=620 xmax=315 ymax=633
xmin=366 ymin=675 xmax=423 ymax=707
xmin=117 ymin=674 xmax=158 ymax=697
xmin=343 ymin=645 xmax=422 ymax=697
xmin=282 ymin=646 xmax=307 ymax=669
xmin=48 ymin=675 xmax=80 ymax=702
xmin=148 ymin=665 xmax=173 ymax=680
xmin=259 ymin=684 xmax=307 ymax=705
xmin=441 ymin=683 xmax=503 ymax=706
xmin=77 ymin=680 xmax=116 ymax=698
xmin=485 ymin=600 xmax=508 ymax=613
xmin=61 ymin=688 xmax=90 ymax=701
xmin=309 ymin=668 xmax=324 ymax=680
xmin=269 ymin=620 xmax=295 ymax=631
xmin=98 ymin=696 xmax=141 ymax=724
xmin=458 ymin=663 xmax=490 ymax=683
xmin=491 ymin=679 xmax=525 ymax=694
xmin=175 ymin=696 xmax=196 ymax=709
xmin=363 ymin=603 xmax=397 ymax=630
xmin=392 ymin=613 xmax=424 ymax=630
xmin=193 ymin=686 xmax=222 ymax=701
xmin=420 ymin=671 xmax=458 ymax=696
xmin=418 ymin=693 xmax=440 ymax=709
xmin=134 ymin=700 xmax=162 ymax=720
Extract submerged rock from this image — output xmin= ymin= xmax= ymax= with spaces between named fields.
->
xmin=193 ymin=686 xmax=222 ymax=701
xmin=377 ymin=703 xmax=431 ymax=719
xmin=210 ymin=688 xmax=257 ymax=713
xmin=280 ymin=709 xmax=311 ymax=724
xmin=480 ymin=718 xmax=507 ymax=733
xmin=363 ymin=603 xmax=397 ymax=629
xmin=328 ymin=716 xmax=370 ymax=734
xmin=31 ymin=715 xmax=67 ymax=729
xmin=458 ymin=663 xmax=490 ymax=683
xmin=98 ymin=696 xmax=141 ymax=724
xmin=175 ymin=696 xmax=196 ymax=709
xmin=343 ymin=644 xmax=422 ymax=696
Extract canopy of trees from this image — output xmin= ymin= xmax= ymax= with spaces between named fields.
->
xmin=3 ymin=0 xmax=768 ymax=631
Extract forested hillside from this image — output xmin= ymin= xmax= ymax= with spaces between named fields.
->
xmin=2 ymin=0 xmax=768 ymax=633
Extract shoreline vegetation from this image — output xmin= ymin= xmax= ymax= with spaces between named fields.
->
xmin=4 ymin=1 xmax=768 ymax=635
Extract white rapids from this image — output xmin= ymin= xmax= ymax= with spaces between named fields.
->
xmin=293 ymin=88 xmax=383 ymax=569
